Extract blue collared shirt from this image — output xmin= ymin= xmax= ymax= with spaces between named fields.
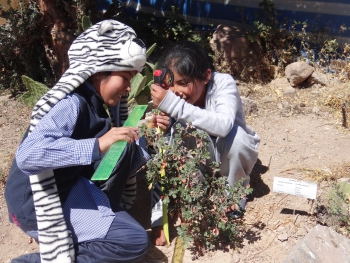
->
xmin=15 ymin=87 xmax=148 ymax=243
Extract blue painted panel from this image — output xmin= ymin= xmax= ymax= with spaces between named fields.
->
xmin=94 ymin=0 xmax=113 ymax=11
xmin=283 ymin=0 xmax=350 ymax=5
xmin=96 ymin=0 xmax=350 ymax=38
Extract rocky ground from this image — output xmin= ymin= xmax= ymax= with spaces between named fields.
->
xmin=1 ymin=77 xmax=350 ymax=262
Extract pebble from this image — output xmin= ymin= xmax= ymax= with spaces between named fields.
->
xmin=277 ymin=233 xmax=289 ymax=241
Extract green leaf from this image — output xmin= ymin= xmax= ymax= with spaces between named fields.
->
xmin=143 ymin=63 xmax=154 ymax=81
xmin=154 ymin=61 xmax=159 ymax=70
xmin=128 ymin=73 xmax=147 ymax=100
xmin=146 ymin=43 xmax=157 ymax=58
xmin=82 ymin=16 xmax=92 ymax=31
xmin=21 ymin=75 xmax=49 ymax=107
xmin=145 ymin=79 xmax=154 ymax=88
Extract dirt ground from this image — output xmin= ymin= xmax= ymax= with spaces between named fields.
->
xmin=1 ymin=78 xmax=350 ymax=263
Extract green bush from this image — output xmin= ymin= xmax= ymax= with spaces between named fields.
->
xmin=140 ymin=122 xmax=252 ymax=254
xmin=250 ymin=0 xmax=300 ymax=73
xmin=20 ymin=75 xmax=49 ymax=107
xmin=0 ymin=0 xmax=52 ymax=94
xmin=317 ymin=182 xmax=350 ymax=237
xmin=0 ymin=0 xmax=105 ymax=95
xmin=119 ymin=6 xmax=214 ymax=53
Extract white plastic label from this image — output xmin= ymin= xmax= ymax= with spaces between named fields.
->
xmin=273 ymin=177 xmax=318 ymax=199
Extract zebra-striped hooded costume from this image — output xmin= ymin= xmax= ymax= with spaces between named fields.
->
xmin=9 ymin=20 xmax=146 ymax=263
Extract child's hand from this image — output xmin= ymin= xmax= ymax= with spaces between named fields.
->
xmin=151 ymin=112 xmax=170 ymax=133
xmin=151 ymin=84 xmax=168 ymax=107
xmin=98 ymin=127 xmax=139 ymax=153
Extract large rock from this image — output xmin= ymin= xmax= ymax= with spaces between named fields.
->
xmin=241 ymin=97 xmax=257 ymax=116
xmin=284 ymin=224 xmax=350 ymax=263
xmin=285 ymin=61 xmax=314 ymax=86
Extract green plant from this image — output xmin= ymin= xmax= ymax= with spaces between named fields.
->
xmin=1 ymin=0 xmax=213 ymax=98
xmin=0 ymin=0 xmax=97 ymax=96
xmin=120 ymin=5 xmax=214 ymax=53
xmin=20 ymin=75 xmax=49 ymax=107
xmin=0 ymin=0 xmax=53 ymax=94
xmin=317 ymin=183 xmax=350 ymax=237
xmin=140 ymin=121 xmax=252 ymax=254
xmin=250 ymin=0 xmax=300 ymax=74
xmin=81 ymin=15 xmax=93 ymax=31
xmin=0 ymin=0 xmax=122 ymax=96
xmin=128 ymin=43 xmax=158 ymax=106
xmin=299 ymin=23 xmax=350 ymax=83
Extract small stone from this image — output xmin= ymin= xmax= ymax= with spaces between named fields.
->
xmin=277 ymin=233 xmax=289 ymax=241
xmin=283 ymin=87 xmax=296 ymax=96
xmin=285 ymin=61 xmax=314 ymax=86
xmin=261 ymin=96 xmax=275 ymax=103
xmin=312 ymin=107 xmax=320 ymax=114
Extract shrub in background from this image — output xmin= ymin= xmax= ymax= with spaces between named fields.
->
xmin=0 ymin=0 xmax=213 ymax=97
xmin=317 ymin=182 xmax=350 ymax=238
xmin=0 ymin=0 xmax=105 ymax=95
xmin=0 ymin=0 xmax=51 ymax=93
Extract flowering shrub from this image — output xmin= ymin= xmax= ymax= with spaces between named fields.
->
xmin=140 ymin=121 xmax=252 ymax=254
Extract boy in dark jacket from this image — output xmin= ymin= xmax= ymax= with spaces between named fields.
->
xmin=5 ymin=20 xmax=169 ymax=263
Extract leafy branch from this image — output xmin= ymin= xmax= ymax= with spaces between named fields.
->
xmin=140 ymin=122 xmax=252 ymax=254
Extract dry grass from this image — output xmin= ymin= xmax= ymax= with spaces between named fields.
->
xmin=302 ymin=162 xmax=350 ymax=183
xmin=249 ymin=71 xmax=350 ymax=132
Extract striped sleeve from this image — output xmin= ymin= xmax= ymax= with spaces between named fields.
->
xmin=119 ymin=95 xmax=128 ymax=125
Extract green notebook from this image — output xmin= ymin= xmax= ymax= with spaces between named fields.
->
xmin=91 ymin=105 xmax=148 ymax=181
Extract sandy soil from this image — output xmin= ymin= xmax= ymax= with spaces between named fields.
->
xmin=1 ymin=79 xmax=350 ymax=263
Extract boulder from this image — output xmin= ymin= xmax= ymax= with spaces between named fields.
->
xmin=241 ymin=97 xmax=257 ymax=116
xmin=285 ymin=61 xmax=314 ymax=86
xmin=284 ymin=225 xmax=350 ymax=263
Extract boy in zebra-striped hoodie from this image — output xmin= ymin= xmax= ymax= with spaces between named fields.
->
xmin=5 ymin=20 xmax=169 ymax=263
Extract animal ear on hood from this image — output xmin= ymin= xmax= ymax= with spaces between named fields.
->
xmin=97 ymin=20 xmax=114 ymax=35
